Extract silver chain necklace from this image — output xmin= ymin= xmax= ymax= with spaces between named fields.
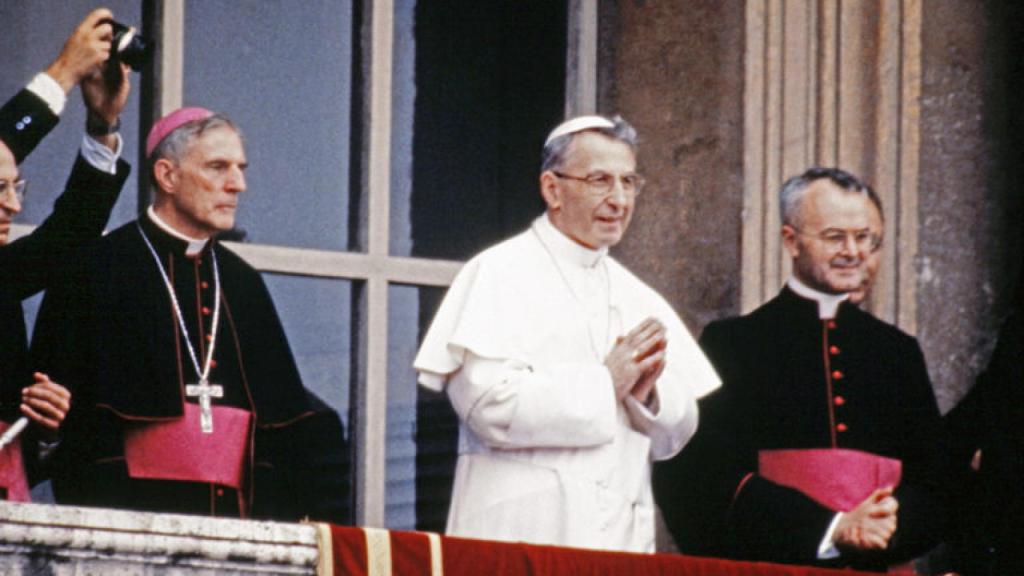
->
xmin=137 ymin=223 xmax=222 ymax=387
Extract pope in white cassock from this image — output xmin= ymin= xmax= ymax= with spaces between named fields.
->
xmin=414 ymin=115 xmax=720 ymax=553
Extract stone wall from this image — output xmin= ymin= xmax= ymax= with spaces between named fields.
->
xmin=917 ymin=0 xmax=1024 ymax=410
xmin=600 ymin=0 xmax=747 ymax=331
xmin=0 ymin=502 xmax=318 ymax=575
xmin=601 ymin=0 xmax=1022 ymax=412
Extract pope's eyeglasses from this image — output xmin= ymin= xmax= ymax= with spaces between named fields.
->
xmin=552 ymin=171 xmax=645 ymax=197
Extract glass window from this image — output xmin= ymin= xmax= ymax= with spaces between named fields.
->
xmin=264 ymin=272 xmax=354 ymax=523
xmin=386 ymin=283 xmax=452 ymax=531
xmin=6 ymin=0 xmax=571 ymax=528
xmin=184 ymin=1 xmax=354 ymax=251
xmin=391 ymin=0 xmax=566 ymax=259
xmin=262 ymin=273 xmax=352 ymax=424
xmin=383 ymin=0 xmax=568 ymax=530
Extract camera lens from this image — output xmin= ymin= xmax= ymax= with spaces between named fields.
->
xmin=108 ymin=20 xmax=151 ymax=72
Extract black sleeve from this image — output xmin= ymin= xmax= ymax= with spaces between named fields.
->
xmin=944 ymin=310 xmax=1024 ymax=574
xmin=252 ymin=391 xmax=352 ymax=524
xmin=880 ymin=337 xmax=947 ymax=563
xmin=25 ymin=251 xmax=98 ymax=485
xmin=29 ymin=249 xmax=94 ymax=398
xmin=231 ymin=264 xmax=353 ymax=522
xmin=0 ymin=154 xmax=128 ymax=301
xmin=655 ymin=320 xmax=834 ymax=564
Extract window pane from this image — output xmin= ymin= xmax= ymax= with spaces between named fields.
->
xmin=392 ymin=0 xmax=566 ymax=259
xmin=388 ymin=0 xmax=414 ymax=257
xmin=263 ymin=274 xmax=352 ymax=427
xmin=0 ymin=1 xmax=142 ymax=230
xmin=386 ymin=284 xmax=454 ymax=531
xmin=263 ymin=273 xmax=354 ymax=523
xmin=184 ymin=1 xmax=354 ymax=251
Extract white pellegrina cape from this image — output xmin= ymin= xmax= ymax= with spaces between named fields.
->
xmin=414 ymin=215 xmax=720 ymax=553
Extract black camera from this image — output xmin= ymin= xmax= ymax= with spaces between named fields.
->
xmin=108 ymin=20 xmax=151 ymax=71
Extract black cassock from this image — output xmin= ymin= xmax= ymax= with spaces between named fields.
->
xmin=0 ymin=88 xmax=127 ymax=415
xmin=945 ymin=308 xmax=1024 ymax=576
xmin=654 ymin=287 xmax=947 ymax=571
xmin=31 ymin=214 xmax=350 ymax=523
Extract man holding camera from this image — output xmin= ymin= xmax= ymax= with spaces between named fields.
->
xmin=0 ymin=8 xmax=131 ymax=500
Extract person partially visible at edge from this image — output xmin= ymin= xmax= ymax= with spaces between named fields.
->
xmin=413 ymin=115 xmax=720 ymax=552
xmin=655 ymin=167 xmax=947 ymax=572
xmin=0 ymin=7 xmax=131 ymax=501
xmin=30 ymin=105 xmax=350 ymax=522
xmin=945 ymin=257 xmax=1024 ymax=575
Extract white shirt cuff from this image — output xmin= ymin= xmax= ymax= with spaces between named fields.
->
xmin=26 ymin=73 xmax=67 ymax=116
xmin=80 ymin=133 xmax=122 ymax=174
xmin=817 ymin=512 xmax=843 ymax=559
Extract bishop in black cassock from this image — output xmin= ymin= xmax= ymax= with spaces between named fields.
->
xmin=30 ymin=107 xmax=350 ymax=522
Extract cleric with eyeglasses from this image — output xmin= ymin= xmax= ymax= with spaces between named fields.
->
xmin=655 ymin=167 xmax=946 ymax=571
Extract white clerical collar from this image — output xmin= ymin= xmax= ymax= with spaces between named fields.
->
xmin=787 ymin=276 xmax=849 ymax=320
xmin=147 ymin=206 xmax=210 ymax=257
xmin=534 ymin=214 xmax=607 ymax=269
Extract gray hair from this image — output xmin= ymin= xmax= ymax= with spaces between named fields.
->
xmin=540 ymin=115 xmax=638 ymax=173
xmin=779 ymin=167 xmax=883 ymax=227
xmin=148 ymin=114 xmax=242 ymax=189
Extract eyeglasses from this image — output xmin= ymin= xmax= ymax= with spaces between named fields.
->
xmin=792 ymin=226 xmax=883 ymax=253
xmin=0 ymin=179 xmax=26 ymax=204
xmin=552 ymin=170 xmax=645 ymax=196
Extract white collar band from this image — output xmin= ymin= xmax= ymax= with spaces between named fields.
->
xmin=147 ymin=206 xmax=210 ymax=257
xmin=534 ymin=214 xmax=607 ymax=269
xmin=787 ymin=276 xmax=849 ymax=320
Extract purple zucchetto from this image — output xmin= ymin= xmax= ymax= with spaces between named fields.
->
xmin=146 ymin=107 xmax=214 ymax=157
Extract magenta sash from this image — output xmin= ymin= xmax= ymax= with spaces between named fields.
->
xmin=124 ymin=403 xmax=251 ymax=490
xmin=758 ymin=448 xmax=902 ymax=512
xmin=0 ymin=421 xmax=31 ymax=502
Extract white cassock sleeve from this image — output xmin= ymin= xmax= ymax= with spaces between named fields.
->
xmin=622 ymin=383 xmax=698 ymax=461
xmin=446 ymin=351 xmax=619 ymax=450
xmin=616 ymin=297 xmax=710 ymax=461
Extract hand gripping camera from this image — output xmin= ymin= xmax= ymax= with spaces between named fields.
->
xmin=108 ymin=20 xmax=151 ymax=71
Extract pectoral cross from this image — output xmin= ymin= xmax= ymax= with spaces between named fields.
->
xmin=186 ymin=379 xmax=223 ymax=434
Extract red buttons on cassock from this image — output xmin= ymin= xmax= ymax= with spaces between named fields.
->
xmin=832 ymin=370 xmax=844 ymax=380
xmin=836 ymin=423 xmax=848 ymax=432
xmin=201 ymin=281 xmax=210 ymax=290
xmin=216 ymin=488 xmax=224 ymax=497
xmin=209 ymin=359 xmax=217 ymax=368
xmin=201 ymin=306 xmax=211 ymax=316
xmin=834 ymin=396 xmax=846 ymax=406
xmin=827 ymin=320 xmax=837 ymax=330
xmin=829 ymin=345 xmax=840 ymax=355
xmin=205 ymin=334 xmax=213 ymax=342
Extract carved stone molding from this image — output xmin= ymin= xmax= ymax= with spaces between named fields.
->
xmin=0 ymin=502 xmax=318 ymax=575
xmin=742 ymin=0 xmax=922 ymax=331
